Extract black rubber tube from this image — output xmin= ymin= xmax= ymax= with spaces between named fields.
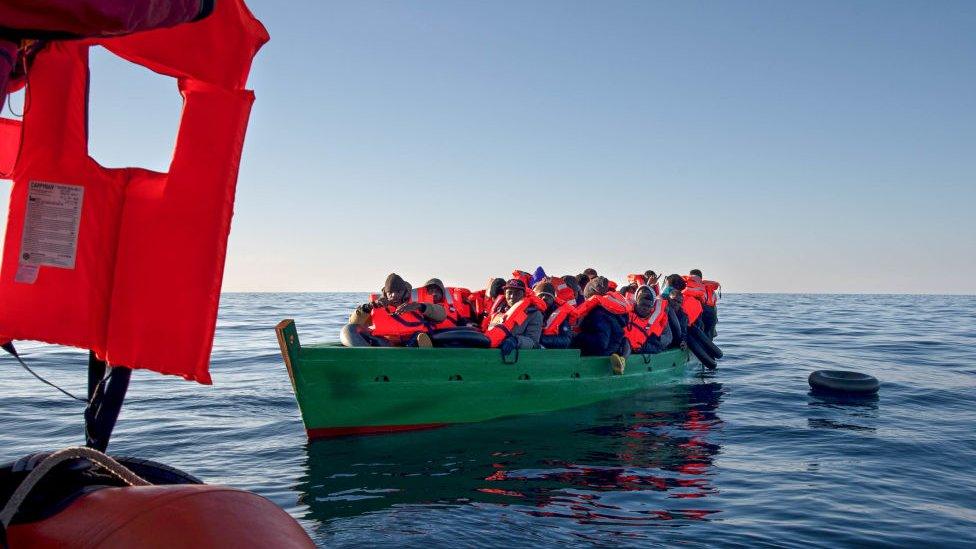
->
xmin=809 ymin=370 xmax=879 ymax=394
xmin=686 ymin=336 xmax=717 ymax=369
xmin=689 ymin=325 xmax=723 ymax=359
xmin=432 ymin=329 xmax=490 ymax=348
xmin=339 ymin=324 xmax=371 ymax=347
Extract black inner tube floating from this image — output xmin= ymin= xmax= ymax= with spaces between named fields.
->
xmin=808 ymin=370 xmax=879 ymax=394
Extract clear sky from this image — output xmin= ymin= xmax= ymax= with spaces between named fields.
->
xmin=1 ymin=1 xmax=974 ymax=293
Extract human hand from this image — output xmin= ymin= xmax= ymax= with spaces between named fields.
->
xmin=395 ymin=302 xmax=424 ymax=315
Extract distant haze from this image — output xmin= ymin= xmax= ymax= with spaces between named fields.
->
xmin=1 ymin=1 xmax=973 ymax=294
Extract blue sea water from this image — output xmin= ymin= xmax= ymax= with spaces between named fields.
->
xmin=2 ymin=293 xmax=975 ymax=547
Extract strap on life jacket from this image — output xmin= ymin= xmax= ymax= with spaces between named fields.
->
xmin=574 ymin=292 xmax=630 ymax=320
xmin=542 ymin=302 xmax=576 ymax=336
xmin=486 ymin=295 xmax=545 ymax=347
xmin=624 ymin=312 xmax=653 ymax=350
xmin=648 ymin=298 xmax=669 ymax=336
xmin=369 ymin=306 xmax=430 ymax=339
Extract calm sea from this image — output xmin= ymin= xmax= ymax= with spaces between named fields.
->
xmin=2 ymin=293 xmax=975 ymax=547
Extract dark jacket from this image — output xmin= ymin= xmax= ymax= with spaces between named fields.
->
xmin=572 ymin=306 xmax=627 ymax=356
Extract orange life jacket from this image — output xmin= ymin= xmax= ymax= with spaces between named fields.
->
xmin=623 ymin=298 xmax=669 ymax=350
xmin=702 ymin=280 xmax=721 ymax=307
xmin=627 ymin=273 xmax=647 ymax=286
xmin=448 ymin=287 xmax=473 ymax=320
xmin=369 ymin=305 xmax=430 ymax=344
xmin=485 ymin=295 xmax=546 ymax=347
xmin=413 ymin=286 xmax=461 ymax=329
xmin=542 ymin=302 xmax=577 ymax=336
xmin=549 ymin=277 xmax=577 ymax=305
xmin=682 ymin=275 xmax=707 ymax=302
xmin=511 ymin=270 xmax=532 ymax=287
xmin=681 ymin=293 xmax=703 ymax=325
xmin=574 ymin=292 xmax=630 ymax=327
xmin=479 ymin=294 xmax=509 ymax=332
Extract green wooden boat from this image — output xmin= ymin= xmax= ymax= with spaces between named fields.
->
xmin=276 ymin=319 xmax=696 ymax=439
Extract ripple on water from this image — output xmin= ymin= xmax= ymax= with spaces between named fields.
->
xmin=2 ymin=293 xmax=976 ymax=546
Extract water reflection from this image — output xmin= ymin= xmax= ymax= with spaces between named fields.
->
xmin=807 ymin=391 xmax=879 ymax=433
xmin=297 ymin=380 xmax=726 ymax=530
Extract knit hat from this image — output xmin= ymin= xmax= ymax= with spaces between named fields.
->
xmin=503 ymin=278 xmax=528 ymax=291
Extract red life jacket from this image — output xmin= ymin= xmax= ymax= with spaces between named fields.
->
xmin=413 ymin=286 xmax=460 ymax=329
xmin=681 ymin=293 xmax=703 ymax=325
xmin=511 ymin=270 xmax=532 ymax=287
xmin=702 ymin=280 xmax=721 ymax=307
xmin=623 ymin=298 xmax=669 ymax=350
xmin=627 ymin=273 xmax=647 ymax=286
xmin=369 ymin=305 xmax=430 ymax=344
xmin=485 ymin=295 xmax=546 ymax=347
xmin=480 ymin=295 xmax=509 ymax=332
xmin=0 ymin=1 xmax=267 ymax=384
xmin=542 ymin=302 xmax=576 ymax=336
xmin=549 ymin=277 xmax=576 ymax=305
xmin=682 ymin=275 xmax=707 ymax=302
xmin=448 ymin=287 xmax=472 ymax=320
xmin=574 ymin=292 xmax=630 ymax=326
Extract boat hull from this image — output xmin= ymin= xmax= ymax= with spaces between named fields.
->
xmin=276 ymin=320 xmax=694 ymax=439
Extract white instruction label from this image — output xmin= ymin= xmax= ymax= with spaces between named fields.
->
xmin=20 ymin=181 xmax=84 ymax=269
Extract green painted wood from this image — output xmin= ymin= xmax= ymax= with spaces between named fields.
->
xmin=280 ymin=321 xmax=694 ymax=435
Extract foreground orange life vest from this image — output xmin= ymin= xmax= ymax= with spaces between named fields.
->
xmin=369 ymin=305 xmax=430 ymax=343
xmin=623 ymin=297 xmax=669 ymax=350
xmin=542 ymin=302 xmax=577 ymax=336
xmin=702 ymin=280 xmax=721 ymax=307
xmin=0 ymin=1 xmax=268 ymax=384
xmin=485 ymin=295 xmax=546 ymax=347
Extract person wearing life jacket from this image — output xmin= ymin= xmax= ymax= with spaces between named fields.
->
xmin=571 ymin=276 xmax=629 ymax=374
xmin=623 ymin=285 xmax=672 ymax=355
xmin=470 ymin=277 xmax=505 ymax=329
xmin=688 ymin=269 xmax=720 ymax=338
xmin=534 ymin=281 xmax=575 ymax=349
xmin=620 ymin=273 xmax=648 ymax=302
xmin=348 ymin=273 xmax=445 ymax=347
xmin=645 ymin=270 xmax=661 ymax=298
xmin=661 ymin=275 xmax=688 ymax=349
xmin=547 ymin=275 xmax=577 ymax=307
xmin=484 ymin=279 xmax=544 ymax=349
xmin=414 ymin=278 xmax=464 ymax=329
xmin=560 ymin=275 xmax=585 ymax=306
xmin=663 ymin=274 xmax=720 ymax=368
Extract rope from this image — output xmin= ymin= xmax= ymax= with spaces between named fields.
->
xmin=8 ymin=352 xmax=87 ymax=403
xmin=0 ymin=446 xmax=150 ymax=529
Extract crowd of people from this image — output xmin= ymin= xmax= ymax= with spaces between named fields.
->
xmin=342 ymin=267 xmax=723 ymax=372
